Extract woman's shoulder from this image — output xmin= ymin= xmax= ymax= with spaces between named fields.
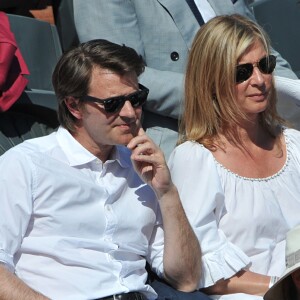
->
xmin=284 ymin=127 xmax=300 ymax=138
xmin=284 ymin=127 xmax=300 ymax=152
xmin=168 ymin=140 xmax=215 ymax=169
xmin=171 ymin=140 xmax=211 ymax=158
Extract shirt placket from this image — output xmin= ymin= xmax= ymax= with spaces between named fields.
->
xmin=97 ymin=160 xmax=125 ymax=287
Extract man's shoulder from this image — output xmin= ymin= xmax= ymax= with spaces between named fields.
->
xmin=0 ymin=132 xmax=60 ymax=173
xmin=19 ymin=132 xmax=57 ymax=152
xmin=3 ymin=132 xmax=58 ymax=159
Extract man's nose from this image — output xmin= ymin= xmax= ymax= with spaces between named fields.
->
xmin=119 ymin=100 xmax=136 ymax=118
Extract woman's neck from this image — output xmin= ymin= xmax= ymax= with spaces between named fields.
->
xmin=219 ymin=118 xmax=267 ymax=148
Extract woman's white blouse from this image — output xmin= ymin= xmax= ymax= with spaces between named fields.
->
xmin=168 ymin=128 xmax=300 ymax=289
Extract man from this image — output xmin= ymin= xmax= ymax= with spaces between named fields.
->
xmin=73 ymin=0 xmax=299 ymax=159
xmin=0 ymin=39 xmax=202 ymax=300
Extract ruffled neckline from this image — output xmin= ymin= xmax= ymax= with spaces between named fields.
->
xmin=212 ymin=130 xmax=290 ymax=182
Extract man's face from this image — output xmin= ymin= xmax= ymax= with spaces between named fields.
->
xmin=72 ymin=68 xmax=143 ymax=158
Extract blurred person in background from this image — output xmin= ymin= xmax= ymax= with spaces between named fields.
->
xmin=73 ymin=0 xmax=300 ymax=160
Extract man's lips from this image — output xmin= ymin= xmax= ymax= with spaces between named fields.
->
xmin=115 ymin=123 xmax=137 ymax=131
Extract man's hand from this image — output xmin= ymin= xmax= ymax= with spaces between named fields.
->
xmin=127 ymin=128 xmax=174 ymax=198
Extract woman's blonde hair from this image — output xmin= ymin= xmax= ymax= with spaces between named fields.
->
xmin=180 ymin=14 xmax=286 ymax=150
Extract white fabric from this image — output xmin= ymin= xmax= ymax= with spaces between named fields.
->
xmin=274 ymin=76 xmax=300 ymax=131
xmin=168 ymin=128 xmax=300 ymax=299
xmin=0 ymin=127 xmax=164 ymax=300
xmin=194 ymin=0 xmax=216 ymax=22
xmin=264 ymin=225 xmax=300 ymax=300
xmin=168 ymin=141 xmax=251 ymax=288
xmin=275 ymin=76 xmax=300 ymax=106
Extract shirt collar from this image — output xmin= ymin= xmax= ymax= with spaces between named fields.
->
xmin=56 ymin=126 xmax=131 ymax=168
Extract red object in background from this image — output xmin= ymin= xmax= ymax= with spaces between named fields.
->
xmin=0 ymin=12 xmax=30 ymax=112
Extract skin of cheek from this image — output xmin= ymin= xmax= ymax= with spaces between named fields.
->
xmin=83 ymin=105 xmax=143 ymax=147
xmin=234 ymin=75 xmax=272 ymax=116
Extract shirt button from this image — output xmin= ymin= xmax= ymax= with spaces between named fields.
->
xmin=170 ymin=51 xmax=179 ymax=61
xmin=105 ymin=205 xmax=111 ymax=211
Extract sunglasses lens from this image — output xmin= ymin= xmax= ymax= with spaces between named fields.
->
xmin=235 ymin=55 xmax=276 ymax=84
xmin=258 ymin=55 xmax=276 ymax=74
xmin=236 ymin=64 xmax=253 ymax=83
xmin=104 ymin=89 xmax=148 ymax=113
xmin=104 ymin=98 xmax=124 ymax=113
xmin=130 ymin=90 xmax=148 ymax=108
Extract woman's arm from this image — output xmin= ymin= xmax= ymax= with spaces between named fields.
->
xmin=202 ymin=269 xmax=270 ymax=296
xmin=168 ymin=142 xmax=251 ymax=288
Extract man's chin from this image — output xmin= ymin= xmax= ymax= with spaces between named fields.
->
xmin=117 ymin=133 xmax=136 ymax=146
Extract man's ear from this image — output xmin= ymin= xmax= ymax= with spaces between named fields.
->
xmin=64 ymin=96 xmax=83 ymax=120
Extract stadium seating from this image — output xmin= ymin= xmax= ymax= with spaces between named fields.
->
xmin=8 ymin=13 xmax=62 ymax=91
xmin=0 ymin=98 xmax=58 ymax=155
xmin=0 ymin=14 xmax=60 ymax=154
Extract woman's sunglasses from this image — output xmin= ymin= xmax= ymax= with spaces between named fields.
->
xmin=236 ymin=55 xmax=276 ymax=84
xmin=81 ymin=83 xmax=149 ymax=113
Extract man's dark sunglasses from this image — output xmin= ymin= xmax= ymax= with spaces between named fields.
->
xmin=236 ymin=55 xmax=276 ymax=84
xmin=81 ymin=84 xmax=149 ymax=113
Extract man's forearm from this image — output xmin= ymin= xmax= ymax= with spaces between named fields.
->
xmin=0 ymin=264 xmax=48 ymax=300
xmin=127 ymin=132 xmax=201 ymax=290
xmin=159 ymin=186 xmax=201 ymax=292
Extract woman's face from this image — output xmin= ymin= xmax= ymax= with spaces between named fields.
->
xmin=234 ymin=40 xmax=273 ymax=119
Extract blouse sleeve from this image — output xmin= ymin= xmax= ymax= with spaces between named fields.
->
xmin=168 ymin=141 xmax=250 ymax=288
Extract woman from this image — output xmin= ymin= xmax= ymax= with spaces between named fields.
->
xmin=168 ymin=14 xmax=300 ymax=299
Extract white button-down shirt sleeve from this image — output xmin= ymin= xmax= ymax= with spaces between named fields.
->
xmin=0 ymin=148 xmax=33 ymax=272
xmin=168 ymin=141 xmax=250 ymax=288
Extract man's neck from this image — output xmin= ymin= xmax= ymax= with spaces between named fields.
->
xmin=71 ymin=130 xmax=114 ymax=162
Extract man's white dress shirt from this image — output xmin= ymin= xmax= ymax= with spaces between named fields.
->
xmin=0 ymin=127 xmax=164 ymax=300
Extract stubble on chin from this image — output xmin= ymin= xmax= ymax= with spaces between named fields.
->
xmin=123 ymin=125 xmax=141 ymax=146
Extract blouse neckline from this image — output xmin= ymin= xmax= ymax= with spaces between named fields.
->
xmin=212 ymin=130 xmax=290 ymax=182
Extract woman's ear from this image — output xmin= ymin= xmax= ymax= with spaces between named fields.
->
xmin=64 ymin=96 xmax=83 ymax=120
